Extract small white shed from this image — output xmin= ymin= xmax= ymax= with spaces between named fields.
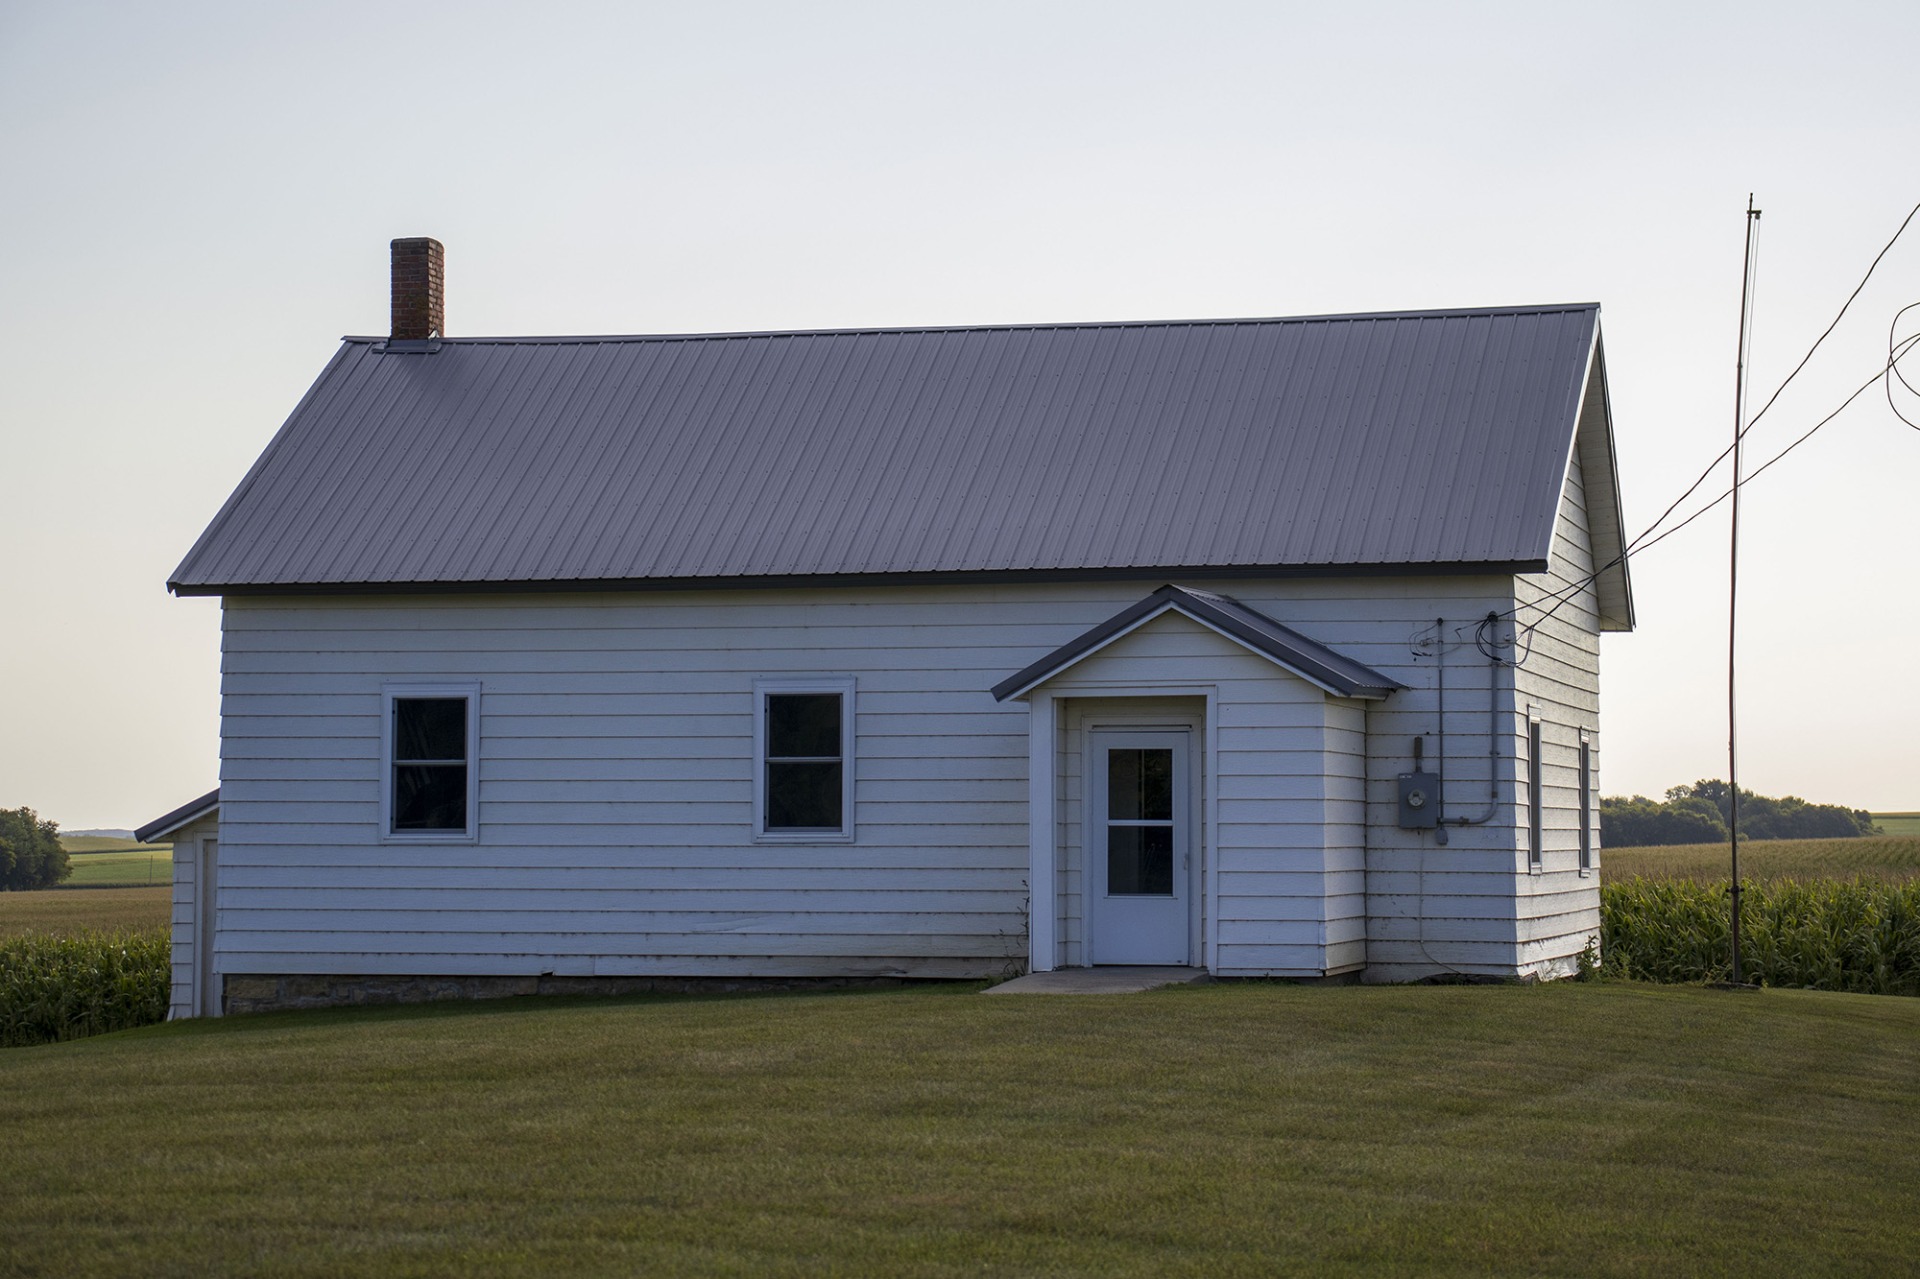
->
xmin=132 ymin=789 xmax=221 ymax=1019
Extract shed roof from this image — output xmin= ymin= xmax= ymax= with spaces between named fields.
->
xmin=169 ymin=304 xmax=1626 ymax=607
xmin=134 ymin=789 xmax=220 ymax=845
xmin=991 ymin=585 xmax=1403 ymax=702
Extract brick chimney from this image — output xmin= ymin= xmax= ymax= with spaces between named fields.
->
xmin=390 ymin=237 xmax=445 ymax=340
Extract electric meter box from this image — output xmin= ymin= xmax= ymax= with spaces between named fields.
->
xmin=1397 ymin=772 xmax=1442 ymax=829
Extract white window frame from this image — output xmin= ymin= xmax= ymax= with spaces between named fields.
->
xmin=380 ymin=682 xmax=482 ymax=843
xmin=1526 ymin=707 xmax=1544 ymax=873
xmin=1578 ymin=729 xmax=1594 ymax=876
xmin=753 ymin=676 xmax=856 ymax=843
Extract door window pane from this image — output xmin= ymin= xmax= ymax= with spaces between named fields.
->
xmin=1107 ymin=748 xmax=1173 ymax=821
xmin=1108 ymin=825 xmax=1174 ymax=896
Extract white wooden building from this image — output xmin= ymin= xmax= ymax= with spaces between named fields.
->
xmin=142 ymin=238 xmax=1633 ymax=1016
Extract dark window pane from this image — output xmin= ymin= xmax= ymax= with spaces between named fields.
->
xmin=394 ymin=764 xmax=467 ymax=831
xmin=396 ymin=698 xmax=466 ymax=761
xmin=1579 ymin=741 xmax=1592 ymax=868
xmin=768 ymin=694 xmax=841 ymax=759
xmin=1108 ymin=748 xmax=1172 ymax=821
xmin=768 ymin=760 xmax=843 ymax=829
xmin=1528 ymin=722 xmax=1543 ymax=864
xmin=1108 ymin=825 xmax=1174 ymax=895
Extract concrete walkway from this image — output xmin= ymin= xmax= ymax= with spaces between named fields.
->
xmin=982 ymin=966 xmax=1212 ymax=995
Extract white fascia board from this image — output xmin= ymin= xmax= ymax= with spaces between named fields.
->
xmin=1000 ymin=601 xmax=1354 ymax=702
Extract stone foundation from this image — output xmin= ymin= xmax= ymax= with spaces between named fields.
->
xmin=220 ymin=972 xmax=913 ymax=1015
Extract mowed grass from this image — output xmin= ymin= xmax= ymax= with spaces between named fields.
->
xmin=59 ymin=835 xmax=158 ymax=855
xmin=1874 ymin=812 xmax=1920 ymax=837
xmin=0 ymin=886 xmax=171 ymax=938
xmin=57 ymin=837 xmax=172 ymax=888
xmin=5 ymin=982 xmax=1919 ymax=1277
xmin=1603 ymin=835 xmax=1920 ymax=884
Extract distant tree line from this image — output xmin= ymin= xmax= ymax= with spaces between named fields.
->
xmin=1600 ymin=781 xmax=1881 ymax=848
xmin=0 ymin=808 xmax=71 ymax=890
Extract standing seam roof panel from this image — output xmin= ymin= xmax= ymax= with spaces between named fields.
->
xmin=169 ymin=305 xmax=1604 ymax=591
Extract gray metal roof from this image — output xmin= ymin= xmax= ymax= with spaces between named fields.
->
xmin=170 ymin=303 xmax=1616 ymax=595
xmin=134 ymin=788 xmax=219 ymax=845
xmin=991 ymin=585 xmax=1403 ymax=702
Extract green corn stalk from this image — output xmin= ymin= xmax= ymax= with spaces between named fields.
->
xmin=1602 ymin=877 xmax=1920 ymax=996
xmin=0 ymin=928 xmax=170 ymax=1048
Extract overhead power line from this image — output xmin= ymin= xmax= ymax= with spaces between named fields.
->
xmin=1476 ymin=199 xmax=1920 ymax=661
xmin=1610 ymin=198 xmax=1920 ymax=564
xmin=1508 ymin=330 xmax=1920 ymax=645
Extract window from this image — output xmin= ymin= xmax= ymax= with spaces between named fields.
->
xmin=1578 ymin=731 xmax=1593 ymax=873
xmin=754 ymin=678 xmax=855 ymax=840
xmin=382 ymin=684 xmax=480 ymax=840
xmin=1527 ymin=712 xmax=1543 ymax=871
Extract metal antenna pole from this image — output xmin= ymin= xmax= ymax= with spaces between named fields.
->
xmin=1729 ymin=194 xmax=1761 ymax=984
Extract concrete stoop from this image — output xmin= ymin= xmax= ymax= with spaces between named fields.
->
xmin=982 ymin=966 xmax=1212 ymax=995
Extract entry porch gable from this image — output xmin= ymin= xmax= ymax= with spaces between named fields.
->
xmin=996 ymin=595 xmax=1387 ymax=978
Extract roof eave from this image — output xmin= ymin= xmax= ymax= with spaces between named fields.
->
xmin=1581 ymin=329 xmax=1636 ymax=632
xmin=133 ymin=788 xmax=220 ymax=845
xmin=169 ymin=558 xmax=1552 ymax=599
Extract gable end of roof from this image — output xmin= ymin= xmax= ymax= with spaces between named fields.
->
xmin=991 ymin=585 xmax=1404 ymax=701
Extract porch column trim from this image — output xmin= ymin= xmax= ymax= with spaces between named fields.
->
xmin=1027 ymin=690 xmax=1057 ymax=972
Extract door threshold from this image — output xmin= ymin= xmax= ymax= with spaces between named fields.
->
xmin=983 ymin=966 xmax=1211 ymax=995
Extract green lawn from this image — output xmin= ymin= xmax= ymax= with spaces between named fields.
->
xmin=1603 ymin=835 xmax=1920 ymax=883
xmin=59 ymin=835 xmax=160 ymax=855
xmin=57 ymin=839 xmax=172 ymax=888
xmin=4 ymin=982 xmax=1917 ymax=1276
xmin=0 ymin=885 xmax=171 ymax=938
xmin=1874 ymin=812 xmax=1920 ymax=838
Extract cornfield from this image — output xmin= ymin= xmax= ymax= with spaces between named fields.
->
xmin=1600 ymin=878 xmax=1920 ymax=996
xmin=0 ymin=928 xmax=169 ymax=1048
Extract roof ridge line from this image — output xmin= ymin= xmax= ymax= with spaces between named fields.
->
xmin=340 ymin=302 xmax=1601 ymax=347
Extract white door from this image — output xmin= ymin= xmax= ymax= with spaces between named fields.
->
xmin=1088 ymin=730 xmax=1193 ymax=965
xmin=197 ymin=838 xmax=220 ymax=1017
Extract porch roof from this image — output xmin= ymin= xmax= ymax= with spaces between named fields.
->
xmin=990 ymin=585 xmax=1403 ymax=702
xmin=134 ymin=788 xmax=220 ymax=845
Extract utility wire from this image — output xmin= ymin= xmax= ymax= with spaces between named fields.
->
xmin=1890 ymin=300 xmax=1920 ymax=430
xmin=1637 ymin=331 xmax=1920 ymax=546
xmin=1596 ymin=199 xmax=1920 ymax=568
xmin=1743 ymin=199 xmax=1918 ymax=432
xmin=1481 ymin=330 xmax=1920 ymax=660
xmin=1472 ymin=199 xmax=1920 ymax=665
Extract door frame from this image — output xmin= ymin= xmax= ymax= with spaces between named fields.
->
xmin=1025 ymin=684 xmax=1219 ymax=974
xmin=1084 ymin=724 xmax=1200 ymax=966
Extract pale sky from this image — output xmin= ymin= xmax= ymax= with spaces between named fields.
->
xmin=2 ymin=1 xmax=1916 ymax=828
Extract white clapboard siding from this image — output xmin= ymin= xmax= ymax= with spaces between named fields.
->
xmin=169 ymin=836 xmax=195 ymax=1020
xmin=165 ymin=814 xmax=219 ymax=1019
xmin=1509 ymin=444 xmax=1606 ymax=977
xmin=1219 ymin=579 xmax=1527 ymax=980
xmin=217 ymin=564 xmax=1598 ymax=982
